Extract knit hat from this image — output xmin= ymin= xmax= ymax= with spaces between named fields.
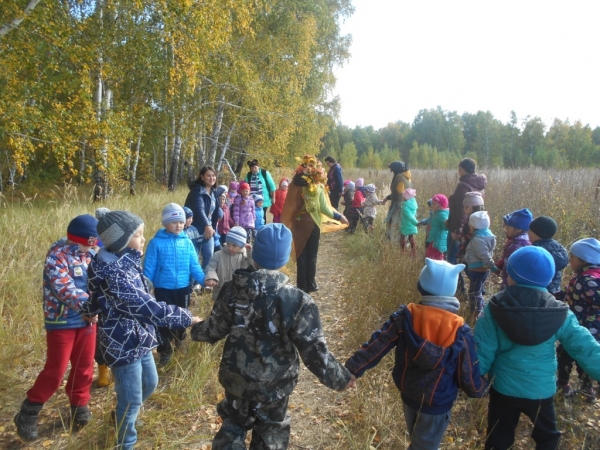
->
xmin=281 ymin=179 xmax=289 ymax=188
xmin=67 ymin=214 xmax=99 ymax=246
xmin=469 ymin=211 xmax=490 ymax=230
xmin=570 ymin=238 xmax=600 ymax=265
xmin=346 ymin=181 xmax=355 ymax=191
xmin=218 ymin=185 xmax=229 ymax=194
xmin=529 ymin=216 xmax=558 ymax=240
xmin=96 ymin=210 xmax=144 ymax=253
xmin=162 ymin=203 xmax=185 ymax=225
xmin=463 ymin=192 xmax=484 ymax=207
xmin=355 ymin=178 xmax=364 ymax=187
xmin=403 ymin=188 xmax=416 ymax=200
xmin=95 ymin=207 xmax=111 ymax=219
xmin=459 ymin=158 xmax=476 ymax=174
xmin=239 ymin=182 xmax=250 ymax=192
xmin=226 ymin=226 xmax=247 ymax=248
xmin=229 ymin=181 xmax=239 ymax=192
xmin=253 ymin=223 xmax=292 ymax=270
xmin=254 ymin=195 xmax=264 ymax=204
xmin=183 ymin=206 xmax=194 ymax=219
xmin=431 ymin=194 xmax=448 ymax=209
xmin=419 ymin=258 xmax=466 ymax=297
xmin=365 ymin=184 xmax=376 ymax=193
xmin=507 ymin=246 xmax=555 ymax=287
xmin=503 ymin=208 xmax=533 ymax=231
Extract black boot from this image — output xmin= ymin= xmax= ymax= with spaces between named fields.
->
xmin=14 ymin=399 xmax=43 ymax=441
xmin=71 ymin=405 xmax=92 ymax=428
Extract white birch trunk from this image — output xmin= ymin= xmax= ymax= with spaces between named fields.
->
xmin=207 ymin=93 xmax=225 ymax=166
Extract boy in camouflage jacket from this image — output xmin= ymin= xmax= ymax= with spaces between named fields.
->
xmin=191 ymin=223 xmax=355 ymax=449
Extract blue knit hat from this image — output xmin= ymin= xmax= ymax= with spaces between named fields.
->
xmin=253 ymin=195 xmax=264 ymax=204
xmin=503 ymin=208 xmax=533 ymax=231
xmin=67 ymin=214 xmax=99 ymax=246
xmin=226 ymin=226 xmax=247 ymax=248
xmin=253 ymin=223 xmax=292 ymax=270
xmin=346 ymin=181 xmax=355 ymax=191
xmin=507 ymin=246 xmax=555 ymax=287
xmin=183 ymin=206 xmax=194 ymax=219
xmin=570 ymin=238 xmax=600 ymax=265
xmin=162 ymin=203 xmax=185 ymax=225
xmin=419 ymin=259 xmax=466 ymax=297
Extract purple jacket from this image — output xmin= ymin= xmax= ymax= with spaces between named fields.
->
xmin=495 ymin=232 xmax=531 ymax=288
xmin=233 ymin=195 xmax=255 ymax=229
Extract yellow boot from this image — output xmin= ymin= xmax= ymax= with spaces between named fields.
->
xmin=97 ymin=364 xmax=111 ymax=387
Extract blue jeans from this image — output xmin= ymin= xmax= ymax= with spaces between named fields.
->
xmin=467 ymin=270 xmax=489 ymax=313
xmin=200 ymin=236 xmax=214 ymax=270
xmin=112 ymin=352 xmax=158 ymax=450
xmin=403 ymin=402 xmax=451 ymax=450
xmin=446 ymin=235 xmax=460 ymax=264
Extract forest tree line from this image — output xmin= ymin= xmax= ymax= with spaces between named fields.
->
xmin=320 ymin=108 xmax=600 ymax=170
xmin=1 ymin=0 xmax=353 ymax=196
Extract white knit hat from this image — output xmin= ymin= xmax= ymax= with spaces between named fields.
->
xmin=469 ymin=210 xmax=490 ymax=230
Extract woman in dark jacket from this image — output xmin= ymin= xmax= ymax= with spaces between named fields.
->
xmin=184 ymin=166 xmax=223 ymax=269
xmin=325 ymin=156 xmax=344 ymax=209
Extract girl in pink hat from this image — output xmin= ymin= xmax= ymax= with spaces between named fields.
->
xmin=425 ymin=194 xmax=449 ymax=260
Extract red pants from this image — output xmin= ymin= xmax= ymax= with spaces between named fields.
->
xmin=27 ymin=326 xmax=96 ymax=407
xmin=425 ymin=245 xmax=445 ymax=261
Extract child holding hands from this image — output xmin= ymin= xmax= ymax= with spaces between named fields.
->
xmin=83 ymin=210 xmax=200 ymax=450
xmin=399 ymin=188 xmax=418 ymax=254
xmin=425 ymin=194 xmax=449 ymax=260
xmin=492 ymin=208 xmax=532 ymax=289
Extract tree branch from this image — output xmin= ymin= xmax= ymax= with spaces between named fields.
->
xmin=0 ymin=0 xmax=43 ymax=39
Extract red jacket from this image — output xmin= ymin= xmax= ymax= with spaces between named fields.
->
xmin=270 ymin=178 xmax=289 ymax=216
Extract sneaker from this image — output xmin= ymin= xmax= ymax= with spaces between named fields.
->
xmin=71 ymin=405 xmax=92 ymax=428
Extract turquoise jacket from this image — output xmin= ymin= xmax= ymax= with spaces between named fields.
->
xmin=426 ymin=209 xmax=448 ymax=252
xmin=143 ymin=229 xmax=205 ymax=289
xmin=474 ymin=285 xmax=600 ymax=399
xmin=245 ymin=169 xmax=277 ymax=208
xmin=400 ymin=197 xmax=418 ymax=236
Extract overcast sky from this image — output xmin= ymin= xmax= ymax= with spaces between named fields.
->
xmin=332 ymin=0 xmax=600 ymax=130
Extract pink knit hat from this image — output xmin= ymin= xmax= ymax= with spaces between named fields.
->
xmin=355 ymin=178 xmax=364 ymax=187
xmin=463 ymin=191 xmax=484 ymax=207
xmin=403 ymin=188 xmax=416 ymax=200
xmin=343 ymin=179 xmax=351 ymax=187
xmin=432 ymin=194 xmax=448 ymax=208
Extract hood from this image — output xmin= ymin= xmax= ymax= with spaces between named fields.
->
xmin=533 ymin=239 xmax=569 ymax=269
xmin=403 ymin=197 xmax=417 ymax=213
xmin=51 ymin=238 xmax=88 ymax=256
xmin=92 ymin=247 xmax=142 ymax=278
xmin=459 ymin=173 xmax=487 ymax=191
xmin=231 ymin=266 xmax=289 ymax=301
xmin=489 ymin=285 xmax=568 ymax=346
xmin=402 ymin=305 xmax=464 ymax=371
xmin=279 ymin=177 xmax=289 ymax=188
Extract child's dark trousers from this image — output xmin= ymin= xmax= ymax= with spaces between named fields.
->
xmin=155 ymin=286 xmax=191 ymax=355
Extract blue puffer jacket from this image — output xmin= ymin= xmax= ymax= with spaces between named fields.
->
xmin=475 ymin=285 xmax=600 ymax=399
xmin=185 ymin=182 xmax=223 ymax=231
xmin=532 ymin=239 xmax=568 ymax=293
xmin=83 ymin=248 xmax=192 ymax=368
xmin=143 ymin=229 xmax=205 ymax=289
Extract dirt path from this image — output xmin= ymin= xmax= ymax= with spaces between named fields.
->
xmin=285 ymin=231 xmax=355 ymax=450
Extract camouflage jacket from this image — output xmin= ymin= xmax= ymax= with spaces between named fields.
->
xmin=191 ymin=267 xmax=351 ymax=402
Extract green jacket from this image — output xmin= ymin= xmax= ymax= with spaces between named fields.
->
xmin=245 ymin=169 xmax=277 ymax=208
xmin=426 ymin=209 xmax=449 ymax=252
xmin=400 ymin=197 xmax=418 ymax=236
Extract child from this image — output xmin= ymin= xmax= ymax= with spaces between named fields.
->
xmin=204 ymin=227 xmax=253 ymax=301
xmin=347 ymin=181 xmax=364 ymax=233
xmin=492 ymin=208 xmax=532 ymax=289
xmin=341 ymin=180 xmax=355 ymax=221
xmin=464 ymin=211 xmax=496 ymax=316
xmin=456 ymin=192 xmax=485 ymax=264
xmin=528 ymin=216 xmax=568 ymax=295
xmin=84 ymin=210 xmax=200 ymax=450
xmin=399 ymin=188 xmax=418 ymax=253
xmin=361 ymin=183 xmax=382 ymax=232
xmin=227 ymin=181 xmax=239 ymax=205
xmin=217 ymin=193 xmax=233 ymax=246
xmin=143 ymin=203 xmax=205 ymax=365
xmin=474 ymin=246 xmax=600 ymax=450
xmin=254 ymin=194 xmax=265 ymax=232
xmin=425 ymin=194 xmax=449 ymax=260
xmin=417 ymin=198 xmax=434 ymax=248
xmin=270 ymin=177 xmax=289 ymax=223
xmin=14 ymin=215 xmax=99 ymax=441
xmin=345 ymin=258 xmax=488 ymax=449
xmin=233 ymin=182 xmax=255 ymax=243
xmin=191 ymin=224 xmax=355 ymax=448
xmin=555 ymin=238 xmax=600 ymax=402
xmin=355 ymin=177 xmax=365 ymax=196
xmin=183 ymin=206 xmax=203 ymax=291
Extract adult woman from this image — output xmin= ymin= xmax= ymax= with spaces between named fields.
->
xmin=281 ymin=155 xmax=348 ymax=293
xmin=185 ymin=166 xmax=223 ymax=269
xmin=384 ymin=161 xmax=412 ymax=243
xmin=245 ymin=159 xmax=277 ymax=222
xmin=325 ymin=156 xmax=344 ymax=209
xmin=446 ymin=158 xmax=487 ymax=264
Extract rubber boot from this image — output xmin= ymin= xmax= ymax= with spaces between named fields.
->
xmin=14 ymin=399 xmax=43 ymax=441
xmin=97 ymin=364 xmax=111 ymax=387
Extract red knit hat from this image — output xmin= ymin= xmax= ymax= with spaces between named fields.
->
xmin=239 ymin=182 xmax=250 ymax=192
xmin=432 ymin=194 xmax=448 ymax=209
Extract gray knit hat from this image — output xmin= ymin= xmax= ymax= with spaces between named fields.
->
xmin=96 ymin=210 xmax=144 ymax=253
xmin=226 ymin=226 xmax=247 ymax=248
xmin=162 ymin=203 xmax=185 ymax=226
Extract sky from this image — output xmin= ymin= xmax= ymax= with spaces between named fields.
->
xmin=332 ymin=0 xmax=600 ymax=130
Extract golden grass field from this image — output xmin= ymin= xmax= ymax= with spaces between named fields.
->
xmin=1 ymin=167 xmax=600 ymax=449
